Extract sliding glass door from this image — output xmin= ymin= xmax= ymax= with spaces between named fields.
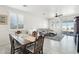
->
xmin=62 ymin=20 xmax=74 ymax=36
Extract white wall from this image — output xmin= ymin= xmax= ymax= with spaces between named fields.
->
xmin=0 ymin=6 xmax=9 ymax=46
xmin=24 ymin=14 xmax=48 ymax=30
xmin=0 ymin=6 xmax=48 ymax=46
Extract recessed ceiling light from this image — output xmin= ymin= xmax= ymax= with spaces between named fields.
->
xmin=42 ymin=13 xmax=46 ymax=15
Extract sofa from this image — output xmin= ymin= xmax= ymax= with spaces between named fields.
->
xmin=37 ymin=28 xmax=63 ymax=41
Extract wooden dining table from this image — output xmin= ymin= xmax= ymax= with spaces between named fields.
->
xmin=10 ymin=33 xmax=36 ymax=53
xmin=11 ymin=34 xmax=36 ymax=44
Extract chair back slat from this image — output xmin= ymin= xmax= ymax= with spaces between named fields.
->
xmin=34 ymin=36 xmax=44 ymax=53
xmin=9 ymin=34 xmax=15 ymax=49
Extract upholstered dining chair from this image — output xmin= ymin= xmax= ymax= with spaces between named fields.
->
xmin=32 ymin=31 xmax=37 ymax=37
xmin=9 ymin=34 xmax=22 ymax=54
xmin=25 ymin=36 xmax=44 ymax=54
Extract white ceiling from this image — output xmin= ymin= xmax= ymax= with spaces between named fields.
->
xmin=7 ymin=5 xmax=79 ymax=18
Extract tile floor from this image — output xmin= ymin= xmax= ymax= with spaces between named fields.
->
xmin=43 ymin=35 xmax=77 ymax=54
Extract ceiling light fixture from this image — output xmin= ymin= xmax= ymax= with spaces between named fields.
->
xmin=23 ymin=5 xmax=27 ymax=7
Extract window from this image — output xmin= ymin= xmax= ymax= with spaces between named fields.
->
xmin=62 ymin=21 xmax=74 ymax=32
xmin=10 ymin=13 xmax=24 ymax=29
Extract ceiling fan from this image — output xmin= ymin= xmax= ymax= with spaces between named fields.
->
xmin=47 ymin=13 xmax=63 ymax=20
xmin=54 ymin=13 xmax=63 ymax=17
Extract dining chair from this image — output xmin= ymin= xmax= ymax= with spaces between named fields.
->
xmin=25 ymin=36 xmax=44 ymax=54
xmin=9 ymin=34 xmax=23 ymax=54
xmin=32 ymin=31 xmax=37 ymax=37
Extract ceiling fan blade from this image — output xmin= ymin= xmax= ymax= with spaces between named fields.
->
xmin=58 ymin=14 xmax=63 ymax=17
xmin=55 ymin=14 xmax=63 ymax=17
